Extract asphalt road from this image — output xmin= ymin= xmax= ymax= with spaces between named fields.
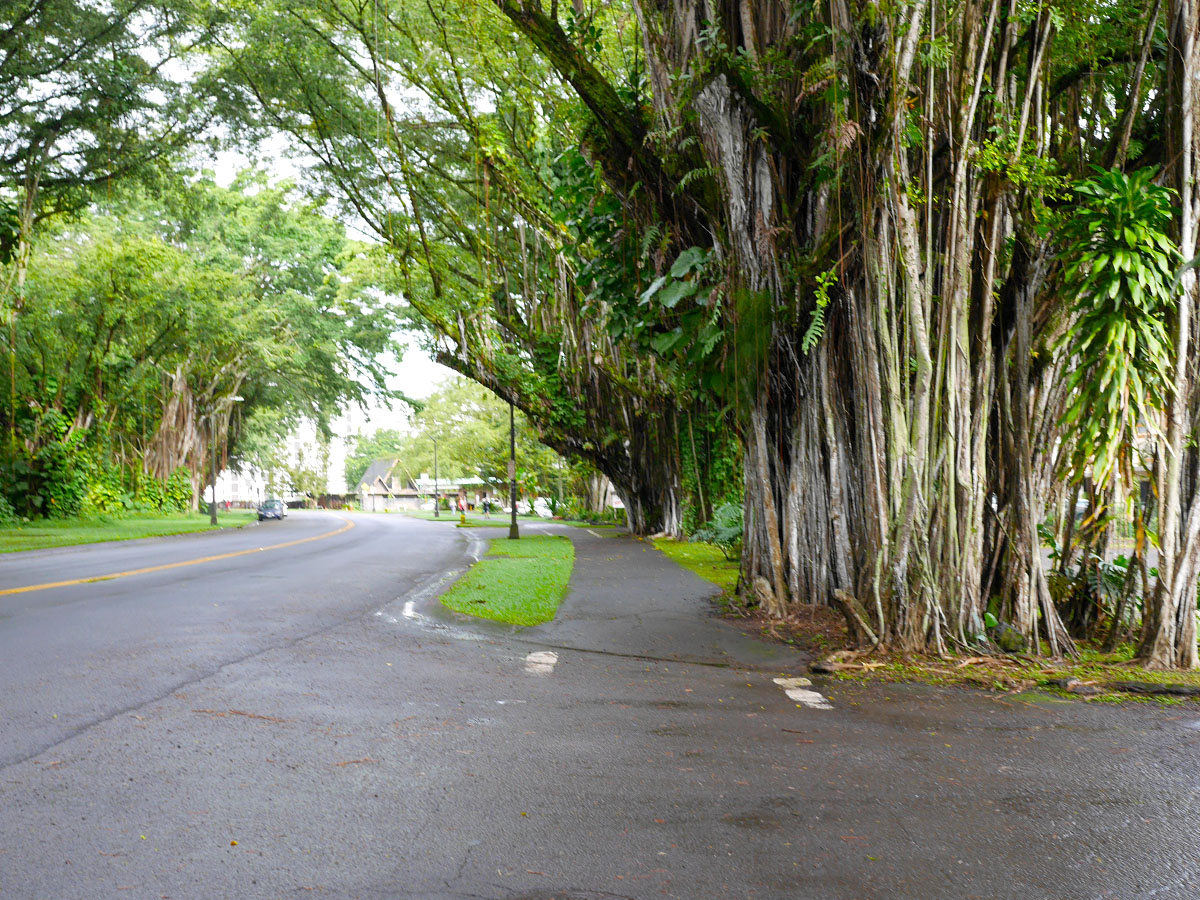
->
xmin=1 ymin=513 xmax=1199 ymax=900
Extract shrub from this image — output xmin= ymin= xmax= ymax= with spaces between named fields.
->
xmin=34 ymin=429 xmax=91 ymax=518
xmin=690 ymin=501 xmax=744 ymax=560
xmin=0 ymin=452 xmax=37 ymax=518
xmin=164 ymin=467 xmax=193 ymax=511
xmin=0 ymin=493 xmax=17 ymax=526
xmin=133 ymin=470 xmax=167 ymax=510
xmin=83 ymin=464 xmax=126 ymax=515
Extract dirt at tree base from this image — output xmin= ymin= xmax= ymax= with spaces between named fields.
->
xmin=719 ymin=601 xmax=1200 ymax=700
xmin=718 ymin=601 xmax=846 ymax=661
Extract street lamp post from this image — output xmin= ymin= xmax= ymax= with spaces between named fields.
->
xmin=508 ymin=400 xmax=519 ymax=540
xmin=432 ymin=437 xmax=439 ymax=518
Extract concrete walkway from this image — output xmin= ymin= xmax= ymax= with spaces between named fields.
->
xmin=440 ymin=523 xmax=808 ymax=672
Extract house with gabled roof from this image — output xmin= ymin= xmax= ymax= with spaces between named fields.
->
xmin=355 ymin=458 xmax=416 ymax=512
xmin=355 ymin=458 xmax=492 ymax=512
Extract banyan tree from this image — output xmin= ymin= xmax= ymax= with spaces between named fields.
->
xmin=214 ymin=0 xmax=1199 ymax=665
xmin=494 ymin=0 xmax=1200 ymax=663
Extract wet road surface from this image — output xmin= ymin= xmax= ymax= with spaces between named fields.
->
xmin=1 ymin=514 xmax=1197 ymax=899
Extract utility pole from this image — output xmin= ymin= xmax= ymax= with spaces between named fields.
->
xmin=432 ymin=437 xmax=439 ymax=518
xmin=508 ymin=400 xmax=519 ymax=540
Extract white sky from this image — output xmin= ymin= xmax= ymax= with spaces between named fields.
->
xmin=347 ymin=338 xmax=457 ymax=436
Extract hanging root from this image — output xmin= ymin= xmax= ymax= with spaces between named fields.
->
xmin=832 ymin=589 xmax=880 ymax=647
xmin=753 ymin=576 xmax=788 ymax=618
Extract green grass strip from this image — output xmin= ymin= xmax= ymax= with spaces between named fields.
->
xmin=440 ymin=534 xmax=574 ymax=626
xmin=652 ymin=537 xmax=740 ymax=593
xmin=0 ymin=510 xmax=257 ymax=554
xmin=398 ymin=509 xmax=608 ymax=529
xmin=400 ymin=509 xmax=552 ymax=528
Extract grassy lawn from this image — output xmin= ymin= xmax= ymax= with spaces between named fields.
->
xmin=0 ymin=509 xmax=257 ymax=553
xmin=440 ymin=534 xmax=574 ymax=626
xmin=652 ymin=537 xmax=740 ymax=593
xmin=397 ymin=508 xmax=607 ymax=529
xmin=399 ymin=509 xmax=546 ymax=528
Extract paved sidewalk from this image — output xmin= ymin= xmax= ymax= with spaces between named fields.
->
xmin=445 ymin=523 xmax=808 ymax=672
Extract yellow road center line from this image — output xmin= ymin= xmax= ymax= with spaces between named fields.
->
xmin=0 ymin=516 xmax=356 ymax=597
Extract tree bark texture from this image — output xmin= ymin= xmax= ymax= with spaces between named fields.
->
xmin=529 ymin=0 xmax=1113 ymax=654
xmin=1140 ymin=0 xmax=1200 ymax=668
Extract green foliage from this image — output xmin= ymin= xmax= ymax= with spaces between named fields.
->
xmin=690 ymin=501 xmax=744 ymax=560
xmin=548 ymin=147 xmax=650 ymax=339
xmin=0 ymin=199 xmax=19 ymax=266
xmin=547 ymin=149 xmax=726 ymax=371
xmin=132 ymin=474 xmax=164 ymax=512
xmin=0 ymin=410 xmax=94 ymax=519
xmin=0 ymin=494 xmax=18 ymax=526
xmin=3 ymin=173 xmax=398 ymax=519
xmin=83 ymin=467 xmax=126 ymax=516
xmin=33 ymin=439 xmax=91 ymax=518
xmin=976 ymin=132 xmax=1070 ymax=228
xmin=0 ymin=0 xmax=217 ymax=240
xmin=1056 ymin=168 xmax=1179 ymax=487
xmin=164 ymin=468 xmax=193 ymax=511
xmin=679 ymin=406 xmax=743 ymax=533
xmin=561 ymin=495 xmax=625 ymax=525
xmin=801 ymin=266 xmax=838 ymax=354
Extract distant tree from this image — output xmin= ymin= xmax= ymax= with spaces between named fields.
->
xmin=3 ymin=173 xmax=399 ymax=514
xmin=398 ymin=378 xmax=562 ymax=496
xmin=1 ymin=0 xmax=221 ymax=449
xmin=283 ymin=437 xmax=330 ymax=501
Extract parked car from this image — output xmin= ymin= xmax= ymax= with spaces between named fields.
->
xmin=257 ymin=498 xmax=287 ymax=521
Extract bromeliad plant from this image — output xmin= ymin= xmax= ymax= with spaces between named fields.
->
xmin=1056 ymin=167 xmax=1180 ymax=488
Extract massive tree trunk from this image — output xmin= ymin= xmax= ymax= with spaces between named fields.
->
xmin=1140 ymin=0 xmax=1200 ymax=669
xmin=437 ymin=346 xmax=685 ymax=536
xmin=993 ymin=236 xmax=1073 ymax=654
xmin=583 ymin=471 xmax=614 ymax=515
xmin=616 ymin=0 xmax=1080 ymax=652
